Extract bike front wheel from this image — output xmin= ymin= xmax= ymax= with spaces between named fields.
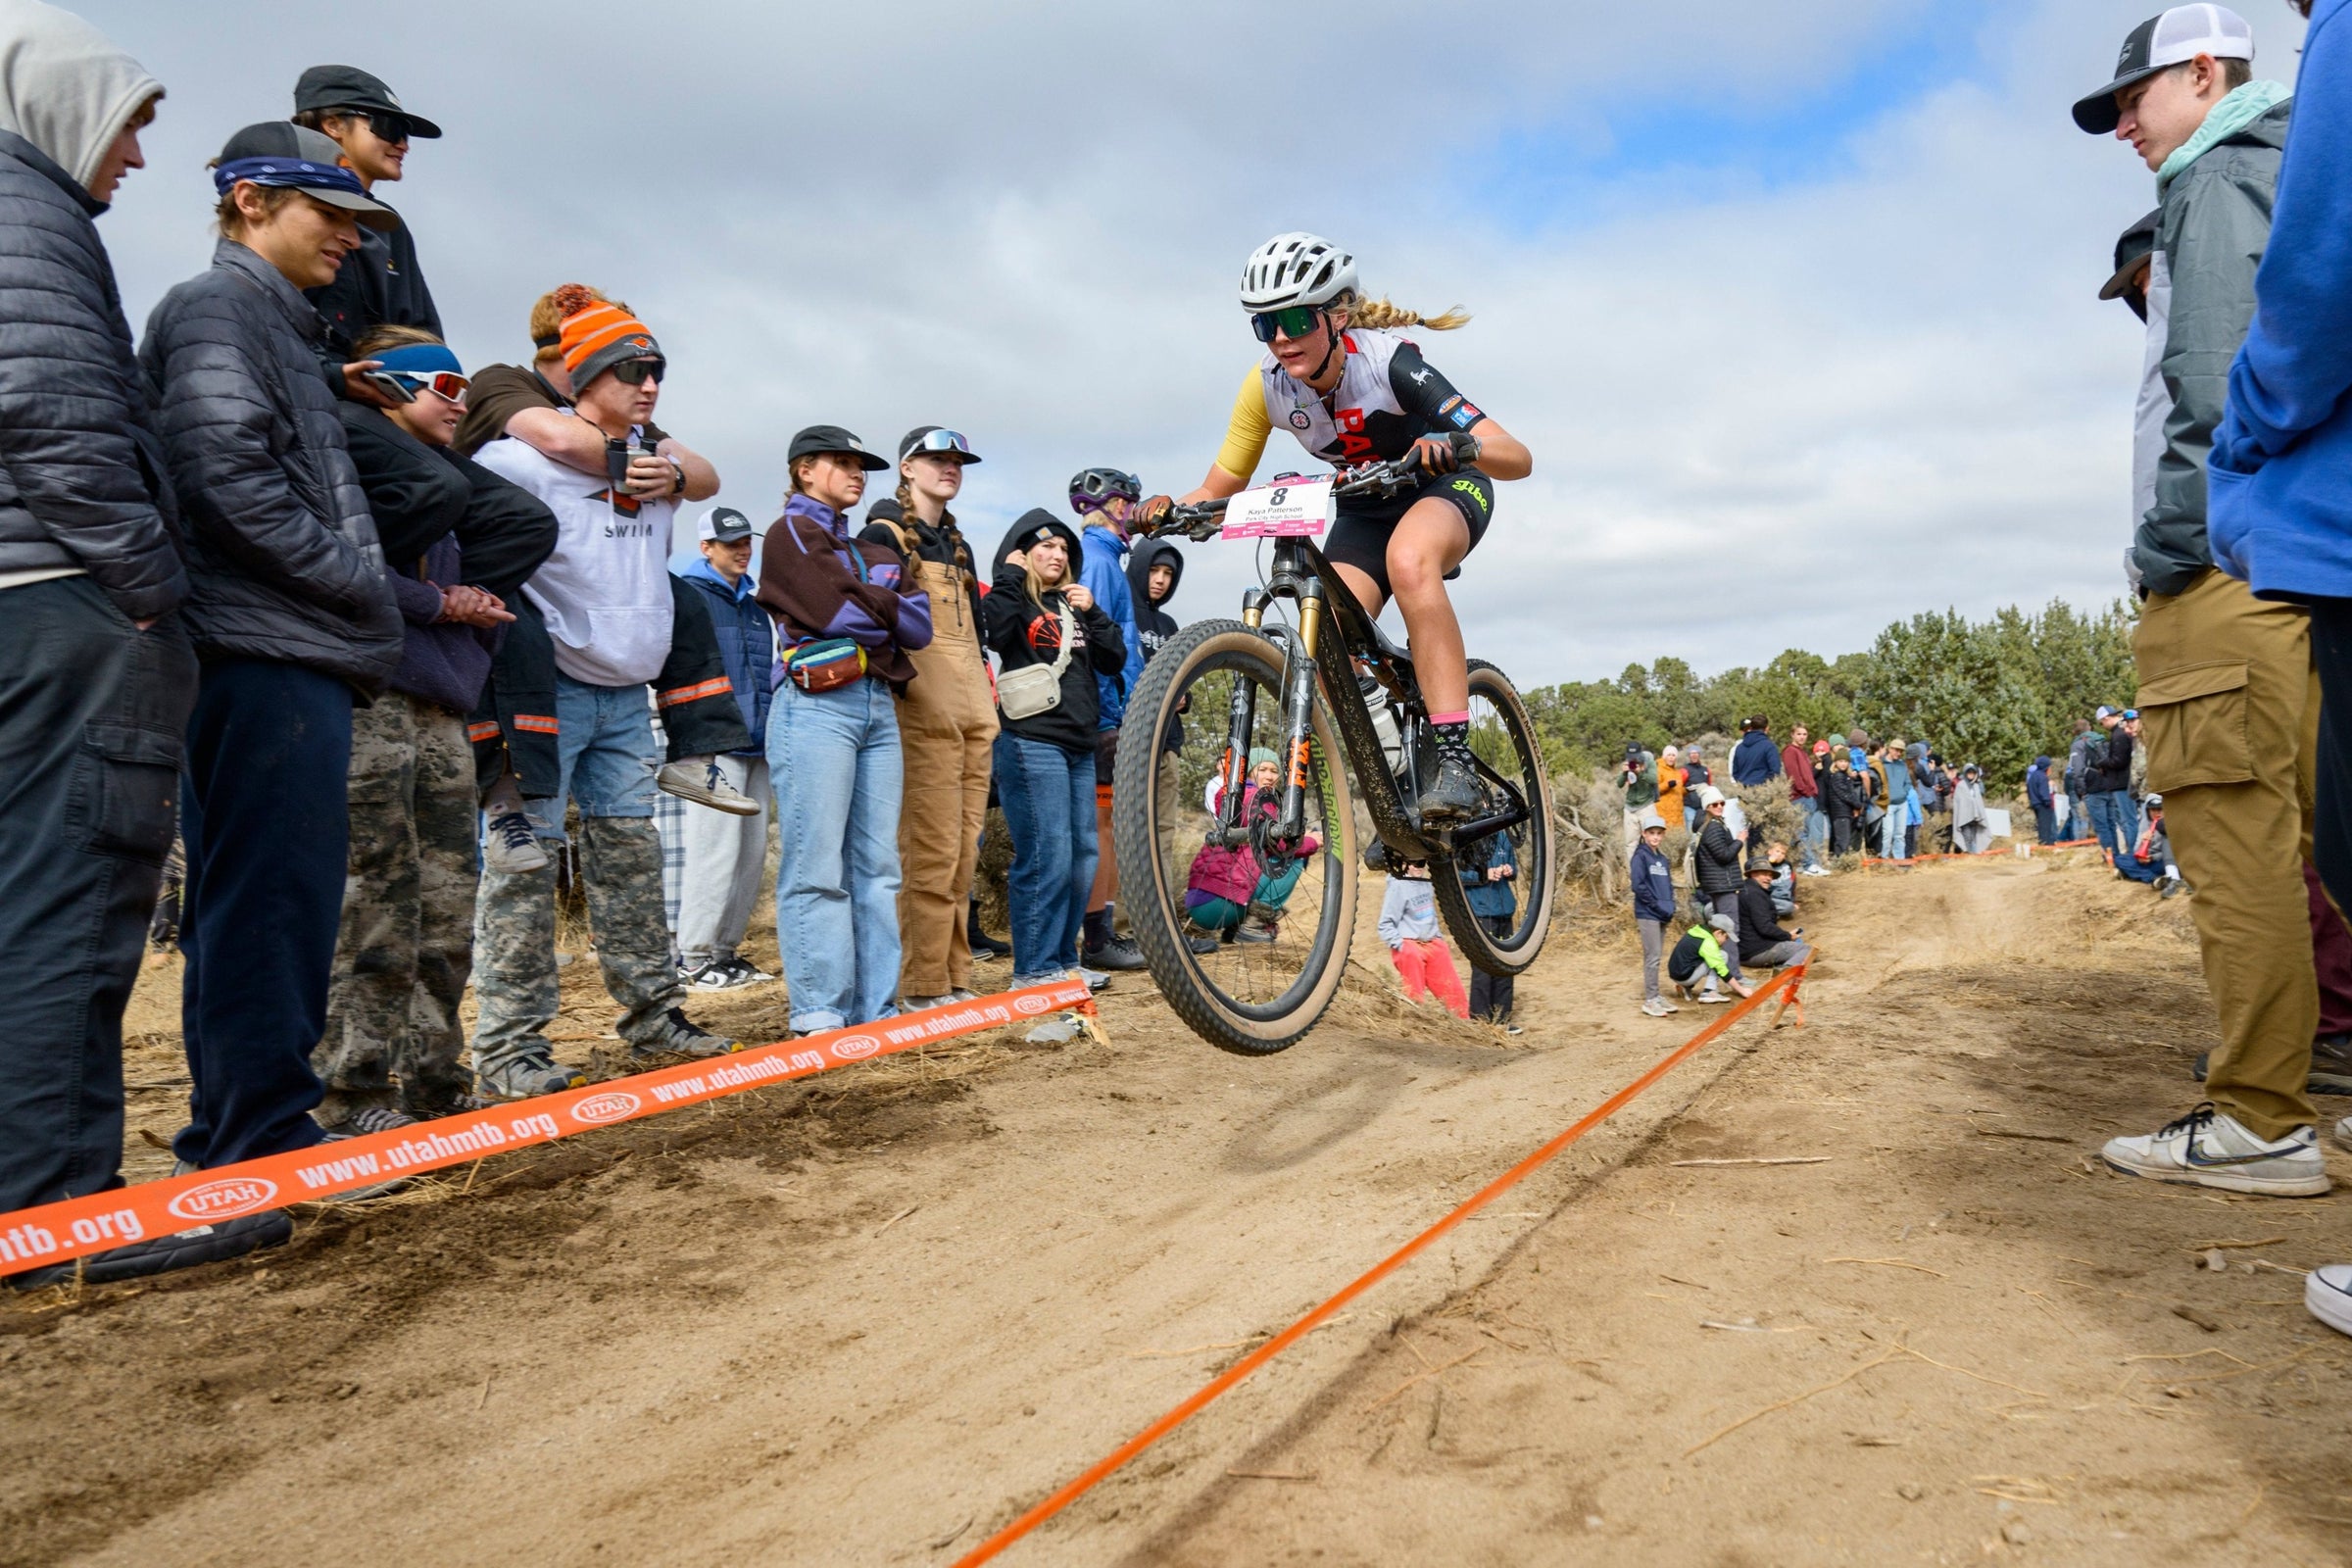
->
xmin=1111 ymin=619 xmax=1358 ymax=1055
xmin=1430 ymin=658 xmax=1556 ymax=976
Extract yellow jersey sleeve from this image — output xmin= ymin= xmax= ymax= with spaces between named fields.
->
xmin=1212 ymin=366 xmax=1269 ymax=484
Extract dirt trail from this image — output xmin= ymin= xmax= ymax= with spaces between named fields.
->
xmin=6 ymin=855 xmax=2352 ymax=1565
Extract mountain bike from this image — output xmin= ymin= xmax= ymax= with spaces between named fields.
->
xmin=1111 ymin=442 xmax=1555 ymax=1055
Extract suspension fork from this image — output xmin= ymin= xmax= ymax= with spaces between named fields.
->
xmin=1211 ymin=589 xmax=1274 ymax=842
xmin=1274 ymin=583 xmax=1325 ymax=840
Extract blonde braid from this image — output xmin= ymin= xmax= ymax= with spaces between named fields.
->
xmin=1340 ymin=294 xmax=1470 ymax=332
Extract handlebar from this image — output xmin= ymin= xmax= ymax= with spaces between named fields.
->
xmin=1148 ymin=433 xmax=1482 ymax=541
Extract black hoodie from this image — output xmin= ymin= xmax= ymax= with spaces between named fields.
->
xmin=1125 ymin=536 xmax=1186 ymax=663
xmin=984 ymin=509 xmax=1124 ymax=754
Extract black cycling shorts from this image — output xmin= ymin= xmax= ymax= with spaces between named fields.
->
xmin=1322 ymin=466 xmax=1494 ymax=603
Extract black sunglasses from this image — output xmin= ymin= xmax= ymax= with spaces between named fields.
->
xmin=610 ymin=358 xmax=665 ymax=386
xmin=1250 ymin=306 xmax=1325 ymax=344
xmin=362 ymin=110 xmax=413 ymax=144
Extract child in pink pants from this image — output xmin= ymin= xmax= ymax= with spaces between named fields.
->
xmin=1378 ymin=862 xmax=1468 ymax=1017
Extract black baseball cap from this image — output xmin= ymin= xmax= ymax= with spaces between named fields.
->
xmin=2100 ymin=209 xmax=2161 ymax=302
xmin=2072 ymin=6 xmax=2256 ymax=135
xmin=788 ymin=425 xmax=888 ymax=470
xmin=294 ymin=65 xmax=443 ymax=138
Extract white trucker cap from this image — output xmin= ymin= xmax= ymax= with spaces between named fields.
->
xmin=2073 ymin=5 xmax=2255 ymax=133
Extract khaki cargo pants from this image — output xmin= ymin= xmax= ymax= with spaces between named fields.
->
xmin=2133 ymin=568 xmax=2319 ymax=1140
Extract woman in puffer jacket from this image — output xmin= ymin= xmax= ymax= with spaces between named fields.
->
xmin=1182 ymin=750 xmax=1322 ymax=951
xmin=1690 ymin=785 xmax=1747 ymax=985
xmin=140 ymin=122 xmax=403 ymax=1174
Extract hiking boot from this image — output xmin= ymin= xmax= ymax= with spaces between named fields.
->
xmin=1641 ymin=998 xmax=1673 ymax=1018
xmin=1084 ymin=933 xmax=1149 ymax=971
xmin=474 ymin=1050 xmax=586 ymax=1102
xmin=634 ymin=1006 xmax=736 ymax=1060
xmin=656 ymin=759 xmax=760 ymax=817
xmin=2308 ymin=1262 xmax=2352 ymax=1339
xmin=2 ymin=1209 xmax=291 ymax=1292
xmin=1418 ymin=754 xmax=1484 ymax=826
xmin=482 ymin=810 xmax=549 ymax=875
xmin=2100 ymin=1103 xmax=2330 ymax=1198
xmin=1234 ymin=903 xmax=1281 ymax=945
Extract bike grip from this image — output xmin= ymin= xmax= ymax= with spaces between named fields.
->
xmin=1448 ymin=430 xmax=1483 ymax=465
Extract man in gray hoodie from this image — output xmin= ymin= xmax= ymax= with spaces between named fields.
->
xmin=2073 ymin=6 xmax=2328 ymax=1198
xmin=0 ymin=2 xmax=292 ymax=1285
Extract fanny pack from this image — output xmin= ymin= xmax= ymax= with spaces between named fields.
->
xmin=996 ymin=607 xmax=1074 ymax=720
xmin=786 ymin=638 xmax=868 ymax=693
xmin=785 ymin=536 xmax=878 ymax=693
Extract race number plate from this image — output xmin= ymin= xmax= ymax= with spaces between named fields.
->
xmin=1220 ymin=478 xmax=1334 ymax=539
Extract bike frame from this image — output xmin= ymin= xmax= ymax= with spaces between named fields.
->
xmin=1205 ymin=533 xmax=1531 ymax=869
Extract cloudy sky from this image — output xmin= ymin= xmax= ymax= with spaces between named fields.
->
xmin=75 ymin=0 xmax=2310 ymax=687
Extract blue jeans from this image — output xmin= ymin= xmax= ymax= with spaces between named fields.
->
xmin=2087 ymin=790 xmax=2133 ymax=863
xmin=176 ymin=661 xmax=353 ymax=1168
xmin=1880 ymin=801 xmax=1909 ymax=859
xmin=521 ymin=673 xmax=660 ymax=839
xmin=767 ymin=678 xmax=903 ymax=1032
xmin=994 ymin=731 xmax=1098 ymax=982
xmin=1795 ymin=797 xmax=1827 ymax=868
xmin=2033 ymin=803 xmax=2059 ymax=844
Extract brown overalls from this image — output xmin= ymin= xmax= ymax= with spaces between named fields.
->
xmin=879 ymin=515 xmax=999 ymax=995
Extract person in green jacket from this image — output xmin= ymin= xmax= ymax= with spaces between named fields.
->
xmin=1665 ymin=912 xmax=1752 ymax=1004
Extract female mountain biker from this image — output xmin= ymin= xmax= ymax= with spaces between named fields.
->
xmin=1140 ymin=232 xmax=1533 ymax=823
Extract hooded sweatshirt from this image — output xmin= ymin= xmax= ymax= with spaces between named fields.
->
xmin=2212 ymin=0 xmax=2352 ymax=601
xmin=0 ymin=0 xmax=181 ymax=611
xmin=2138 ymin=87 xmax=2290 ymax=595
xmin=1125 ymin=535 xmax=1186 ymax=663
xmin=984 ymin=510 xmax=1124 ymax=753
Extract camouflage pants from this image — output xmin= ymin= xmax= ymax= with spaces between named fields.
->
xmin=315 ymin=693 xmax=477 ymax=1118
xmin=471 ymin=814 xmax=682 ymax=1074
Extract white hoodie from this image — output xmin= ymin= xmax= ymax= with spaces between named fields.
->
xmin=0 ymin=0 xmax=160 ymax=198
xmin=474 ymin=421 xmax=676 ymax=687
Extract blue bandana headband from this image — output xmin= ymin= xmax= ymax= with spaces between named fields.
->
xmin=212 ymin=156 xmax=368 ymax=200
xmin=372 ymin=343 xmax=463 ymax=378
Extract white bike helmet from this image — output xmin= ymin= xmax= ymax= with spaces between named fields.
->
xmin=1239 ymin=232 xmax=1357 ymax=313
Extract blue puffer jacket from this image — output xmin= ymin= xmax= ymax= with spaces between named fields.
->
xmin=678 ymin=557 xmax=774 ymax=758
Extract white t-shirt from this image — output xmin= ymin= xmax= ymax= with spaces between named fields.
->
xmin=475 ymin=421 xmax=676 ymax=687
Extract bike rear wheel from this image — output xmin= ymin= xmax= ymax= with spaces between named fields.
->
xmin=1111 ymin=619 xmax=1358 ymax=1055
xmin=1430 ymin=658 xmax=1555 ymax=976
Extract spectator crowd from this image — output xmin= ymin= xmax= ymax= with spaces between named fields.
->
xmin=0 ymin=3 xmax=1525 ymax=1290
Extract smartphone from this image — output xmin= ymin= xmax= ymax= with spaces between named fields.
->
xmin=362 ymin=369 xmax=416 ymax=404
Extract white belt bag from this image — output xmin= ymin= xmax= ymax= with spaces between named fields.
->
xmin=997 ymin=607 xmax=1075 ymax=721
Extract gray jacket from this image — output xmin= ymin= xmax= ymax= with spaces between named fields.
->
xmin=0 ymin=125 xmax=184 ymax=617
xmin=2140 ymin=101 xmax=2288 ymax=597
xmin=139 ymin=240 xmax=400 ymax=690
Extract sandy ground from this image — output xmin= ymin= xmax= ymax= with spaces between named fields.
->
xmin=6 ymin=851 xmax=2352 ymax=1566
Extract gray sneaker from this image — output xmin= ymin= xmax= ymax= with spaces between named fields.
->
xmin=475 ymin=1050 xmax=586 ymax=1102
xmin=657 ymin=759 xmax=760 ymax=817
xmin=2102 ymin=1103 xmax=2330 ymax=1198
xmin=483 ymin=810 xmax=549 ymax=875
xmin=633 ymin=1006 xmax=736 ymax=1061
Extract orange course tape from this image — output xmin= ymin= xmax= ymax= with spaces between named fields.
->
xmin=0 ymin=978 xmax=1092 ymax=1277
xmin=954 ymin=960 xmax=1809 ymax=1566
